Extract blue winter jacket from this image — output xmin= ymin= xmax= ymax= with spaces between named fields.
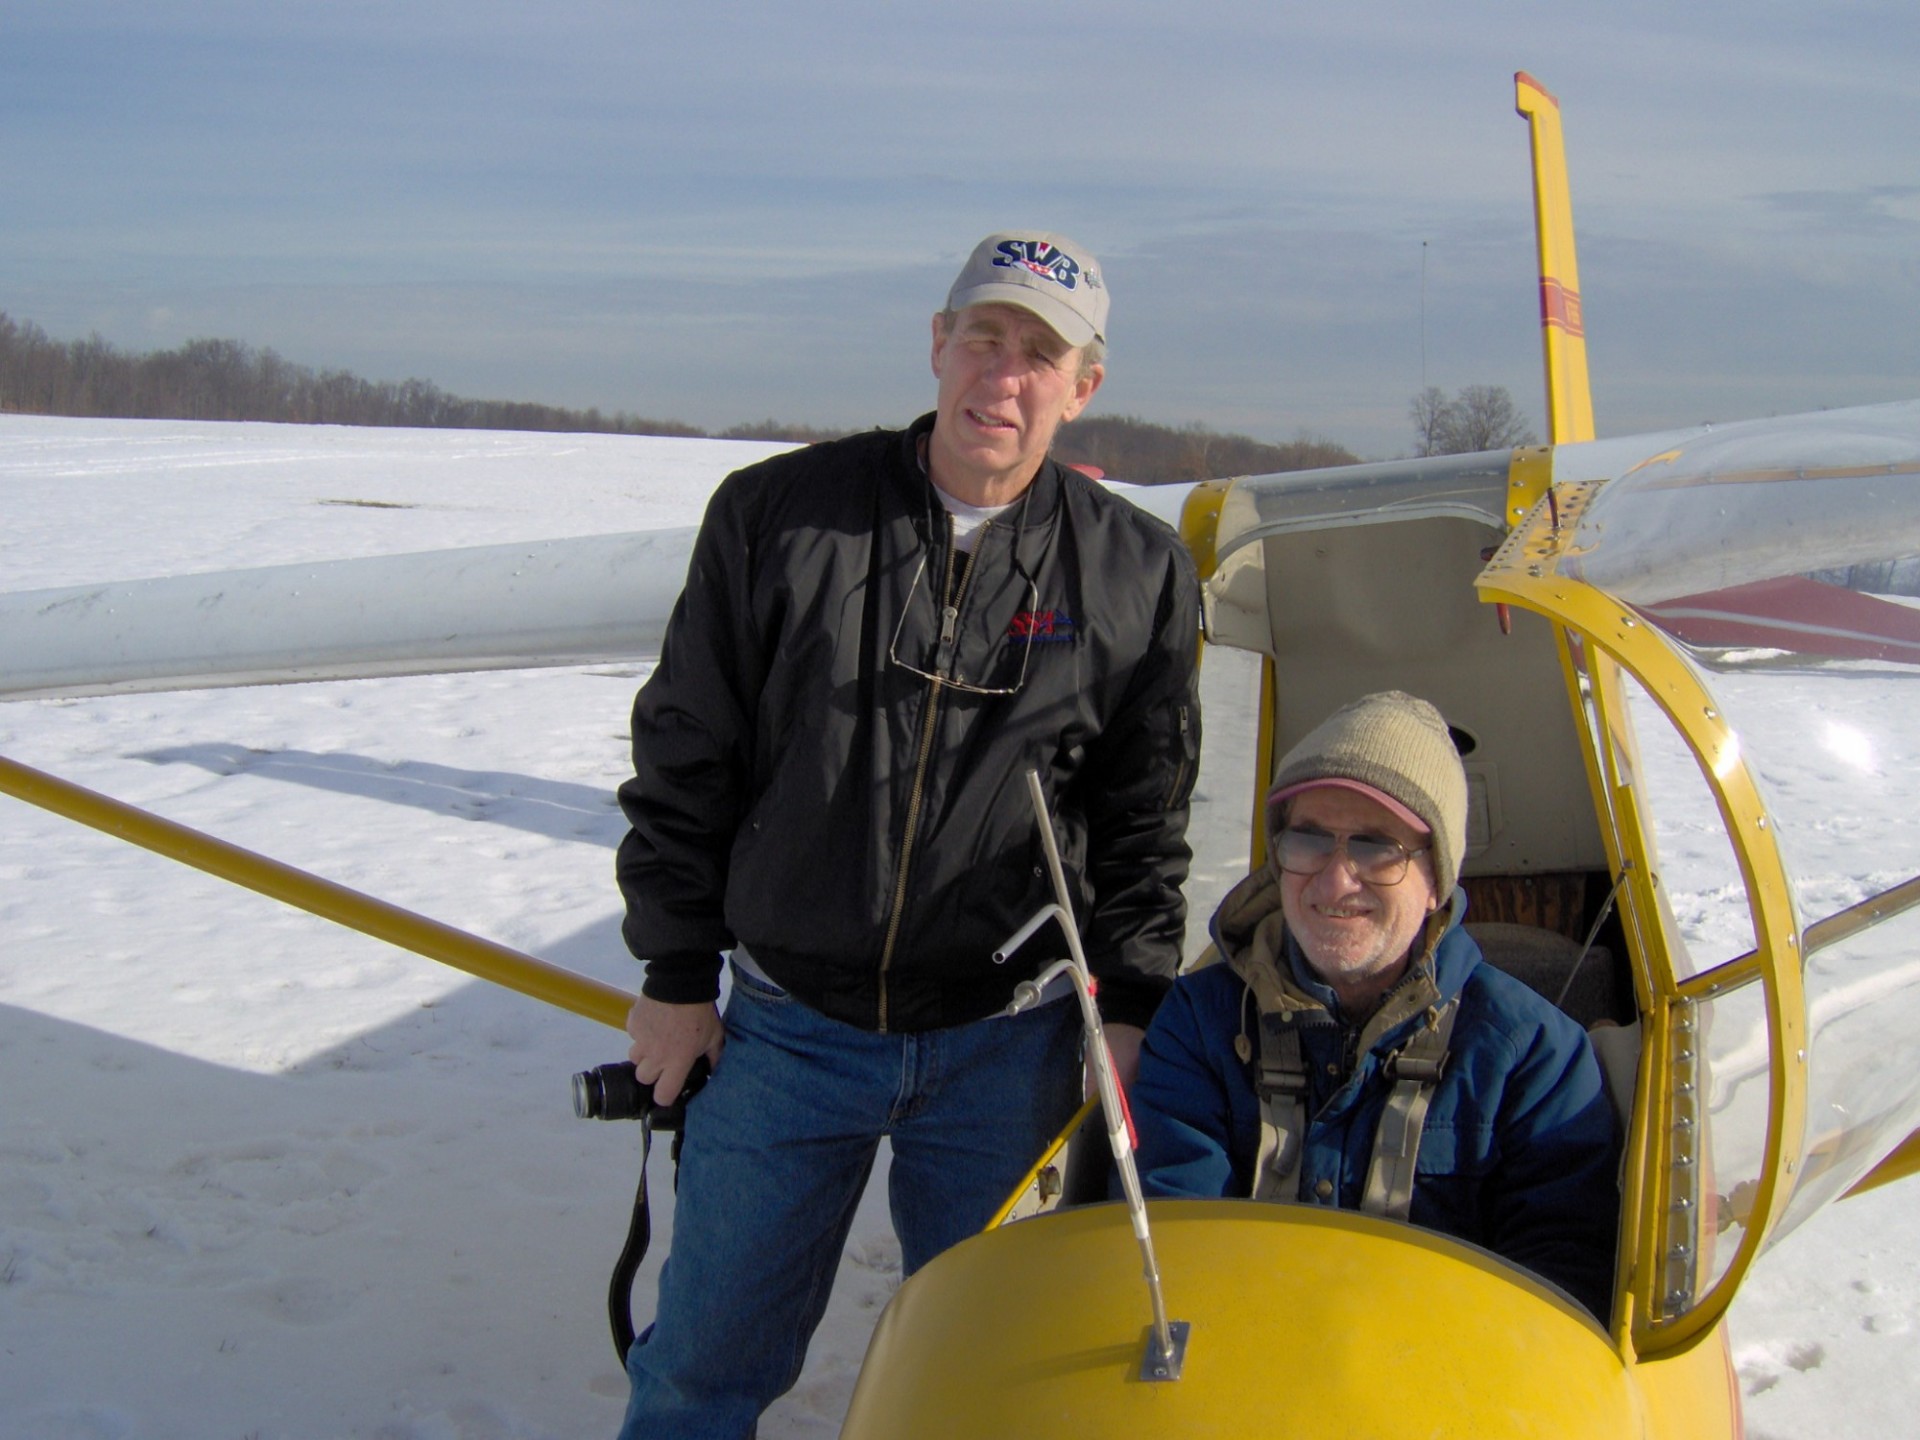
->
xmin=1133 ymin=868 xmax=1620 ymax=1321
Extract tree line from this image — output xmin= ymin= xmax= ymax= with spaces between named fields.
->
xmin=0 ymin=312 xmax=1365 ymax=482
xmin=1052 ymin=415 xmax=1357 ymax=483
xmin=0 ymin=312 xmax=1540 ymax=474
xmin=0 ymin=312 xmax=708 ymax=440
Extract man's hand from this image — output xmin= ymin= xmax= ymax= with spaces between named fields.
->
xmin=1093 ymin=1021 xmax=1146 ymax=1096
xmin=627 ymin=995 xmax=726 ymax=1108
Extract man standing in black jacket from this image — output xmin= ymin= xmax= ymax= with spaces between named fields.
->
xmin=614 ymin=230 xmax=1200 ymax=1440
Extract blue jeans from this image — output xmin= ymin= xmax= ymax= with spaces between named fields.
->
xmin=616 ymin=966 xmax=1082 ymax=1440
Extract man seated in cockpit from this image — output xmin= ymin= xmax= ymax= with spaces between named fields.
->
xmin=1132 ymin=690 xmax=1620 ymax=1320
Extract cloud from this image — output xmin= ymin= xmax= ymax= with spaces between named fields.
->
xmin=4 ymin=5 xmax=1917 ymax=457
xmin=1757 ymin=187 xmax=1920 ymax=236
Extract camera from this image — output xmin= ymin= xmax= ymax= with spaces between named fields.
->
xmin=571 ymin=1057 xmax=710 ymax=1127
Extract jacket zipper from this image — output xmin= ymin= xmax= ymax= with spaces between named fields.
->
xmin=876 ymin=516 xmax=984 ymax=1031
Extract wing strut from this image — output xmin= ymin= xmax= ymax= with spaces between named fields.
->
xmin=0 ymin=752 xmax=633 ymax=1030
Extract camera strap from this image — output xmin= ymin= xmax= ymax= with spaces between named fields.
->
xmin=601 ymin=1060 xmax=707 ymax=1364
xmin=608 ymin=1114 xmax=686 ymax=1363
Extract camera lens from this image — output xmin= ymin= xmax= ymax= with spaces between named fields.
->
xmin=571 ymin=1068 xmax=605 ymax=1119
xmin=572 ymin=1061 xmax=651 ymax=1121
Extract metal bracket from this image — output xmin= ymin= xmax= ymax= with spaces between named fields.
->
xmin=1138 ymin=1320 xmax=1191 ymax=1382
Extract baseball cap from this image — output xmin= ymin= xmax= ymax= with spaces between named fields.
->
xmin=945 ymin=231 xmax=1108 ymax=348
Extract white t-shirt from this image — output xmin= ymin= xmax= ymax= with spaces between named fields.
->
xmin=916 ymin=432 xmax=1018 ymax=551
xmin=933 ymin=485 xmax=1014 ymax=553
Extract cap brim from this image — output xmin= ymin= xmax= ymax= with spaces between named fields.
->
xmin=1266 ymin=778 xmax=1431 ymax=836
xmin=947 ymin=281 xmax=1099 ymax=349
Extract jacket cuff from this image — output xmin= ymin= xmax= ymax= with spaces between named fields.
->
xmin=639 ymin=953 xmax=725 ymax=1006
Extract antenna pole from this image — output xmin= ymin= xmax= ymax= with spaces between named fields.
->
xmin=1000 ymin=770 xmax=1189 ymax=1381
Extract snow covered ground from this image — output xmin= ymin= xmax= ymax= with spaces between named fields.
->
xmin=1 ymin=415 xmax=1914 ymax=1439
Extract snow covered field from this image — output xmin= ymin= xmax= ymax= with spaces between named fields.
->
xmin=1 ymin=415 xmax=1914 ymax=1439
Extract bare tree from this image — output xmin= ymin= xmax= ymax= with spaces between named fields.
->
xmin=1447 ymin=384 xmax=1538 ymax=451
xmin=1409 ymin=384 xmax=1538 ymax=455
xmin=1409 ymin=386 xmax=1452 ymax=457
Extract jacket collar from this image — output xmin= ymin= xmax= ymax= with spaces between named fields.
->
xmin=895 ymin=412 xmax=1068 ymax=539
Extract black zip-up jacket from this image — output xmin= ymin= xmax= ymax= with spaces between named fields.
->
xmin=616 ymin=414 xmax=1201 ymax=1032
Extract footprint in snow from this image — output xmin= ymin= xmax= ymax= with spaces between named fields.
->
xmin=1738 ymin=1339 xmax=1826 ymax=1395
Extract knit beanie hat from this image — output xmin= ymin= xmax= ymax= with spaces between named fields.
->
xmin=1266 ymin=691 xmax=1469 ymax=899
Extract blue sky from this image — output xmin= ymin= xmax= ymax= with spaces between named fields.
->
xmin=6 ymin=1 xmax=1917 ymax=458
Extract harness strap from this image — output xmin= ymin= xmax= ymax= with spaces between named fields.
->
xmin=1360 ymin=1001 xmax=1459 ymax=1221
xmin=1250 ymin=1015 xmax=1312 ymax=1203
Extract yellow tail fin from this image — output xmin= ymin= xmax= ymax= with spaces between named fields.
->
xmin=1515 ymin=72 xmax=1596 ymax=443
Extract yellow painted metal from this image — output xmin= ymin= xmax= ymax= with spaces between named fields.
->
xmin=1846 ymin=1125 xmax=1920 ymax=1198
xmin=1515 ymin=72 xmax=1597 ymax=444
xmin=1803 ymin=872 xmax=1920 ymax=957
xmin=1179 ymin=479 xmax=1234 ymax=584
xmin=1632 ymin=1323 xmax=1743 ymax=1439
xmin=1506 ymin=443 xmax=1555 ymax=529
xmin=1476 ymin=490 xmax=1808 ymax=1356
xmin=986 ymin=1097 xmax=1098 ymax=1229
xmin=0 ymin=752 xmax=635 ymax=1031
xmin=1180 ymin=478 xmax=1237 ymax=686
xmin=1548 ymin=626 xmax=1637 ymax=1002
xmin=844 ymin=1200 xmax=1642 ymax=1439
xmin=1181 ymin=475 xmax=1275 ymax=870
xmin=1558 ymin=636 xmax=1677 ymax=1342
xmin=1607 ymin=982 xmax=1659 ymax=1346
xmin=1543 ymin=628 xmax=1655 ymax=1348
xmin=1249 ymin=656 xmax=1278 ymax=872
